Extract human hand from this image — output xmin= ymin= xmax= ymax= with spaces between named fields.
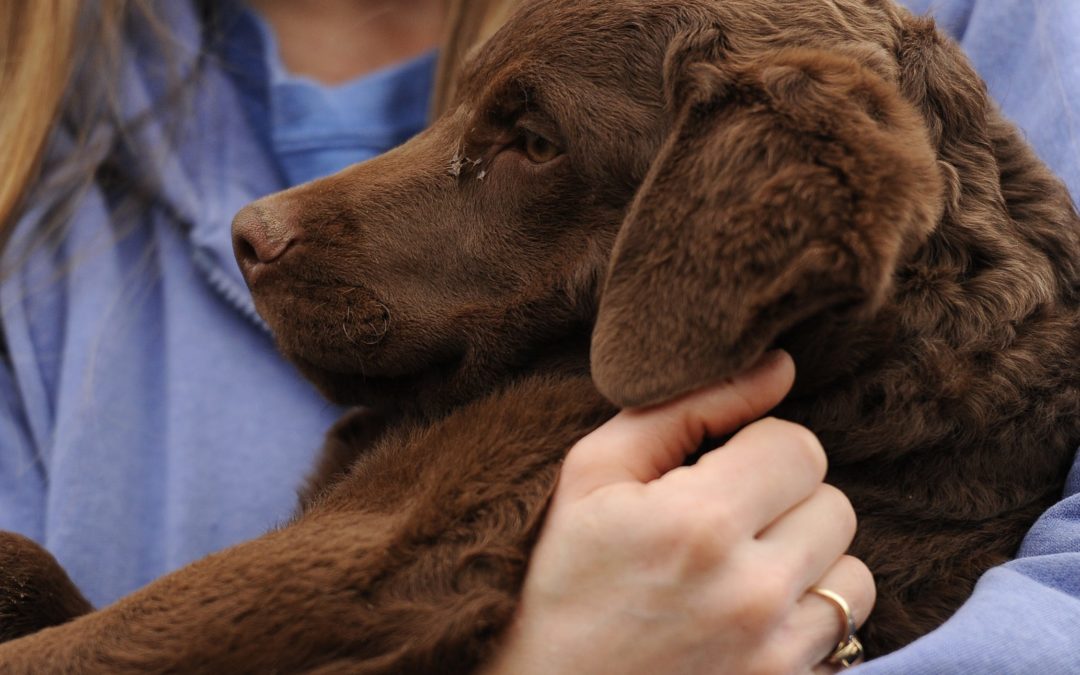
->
xmin=483 ymin=350 xmax=874 ymax=675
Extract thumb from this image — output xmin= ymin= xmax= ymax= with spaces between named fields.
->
xmin=559 ymin=350 xmax=795 ymax=500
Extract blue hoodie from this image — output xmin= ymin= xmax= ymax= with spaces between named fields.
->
xmin=0 ymin=1 xmax=1077 ymax=672
xmin=0 ymin=3 xmax=433 ymax=606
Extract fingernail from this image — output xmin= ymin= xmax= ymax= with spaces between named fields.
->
xmin=757 ymin=349 xmax=791 ymax=370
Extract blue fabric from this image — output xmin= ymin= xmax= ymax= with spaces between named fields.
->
xmin=0 ymin=0 xmax=1078 ymax=671
xmin=249 ymin=12 xmax=437 ymax=186
xmin=0 ymin=1 xmax=433 ymax=607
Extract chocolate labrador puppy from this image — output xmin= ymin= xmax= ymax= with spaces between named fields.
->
xmin=1 ymin=0 xmax=1078 ymax=671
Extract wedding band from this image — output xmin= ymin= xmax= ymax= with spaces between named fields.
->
xmin=808 ymin=586 xmax=864 ymax=668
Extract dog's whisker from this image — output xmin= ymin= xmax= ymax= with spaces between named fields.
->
xmin=359 ymin=302 xmax=391 ymax=345
xmin=341 ymin=322 xmax=357 ymax=345
xmin=341 ymin=305 xmax=360 ymax=346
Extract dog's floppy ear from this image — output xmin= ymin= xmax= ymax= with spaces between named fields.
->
xmin=591 ymin=37 xmax=944 ymax=407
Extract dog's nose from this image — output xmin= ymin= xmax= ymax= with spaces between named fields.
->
xmin=232 ymin=202 xmax=298 ymax=270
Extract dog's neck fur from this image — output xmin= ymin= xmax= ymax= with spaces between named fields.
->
xmin=402 ymin=323 xmax=595 ymax=424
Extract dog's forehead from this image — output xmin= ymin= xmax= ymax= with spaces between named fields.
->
xmin=442 ymin=0 xmax=902 ymax=163
xmin=456 ymin=1 xmax=676 ymax=113
xmin=458 ymin=0 xmax=896 ymax=92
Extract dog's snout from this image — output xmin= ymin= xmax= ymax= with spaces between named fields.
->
xmin=232 ymin=202 xmax=299 ymax=272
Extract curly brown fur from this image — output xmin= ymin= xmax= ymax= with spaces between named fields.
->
xmin=1 ymin=0 xmax=1078 ymax=669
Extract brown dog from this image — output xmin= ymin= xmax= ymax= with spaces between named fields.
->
xmin=1 ymin=0 xmax=1079 ymax=671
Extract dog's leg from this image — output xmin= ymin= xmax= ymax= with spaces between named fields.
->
xmin=0 ymin=375 xmax=613 ymax=674
xmin=0 ymin=531 xmax=93 ymax=642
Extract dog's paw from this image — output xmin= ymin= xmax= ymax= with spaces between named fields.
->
xmin=0 ymin=531 xmax=93 ymax=642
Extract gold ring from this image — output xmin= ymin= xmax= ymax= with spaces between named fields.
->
xmin=808 ymin=586 xmax=864 ymax=668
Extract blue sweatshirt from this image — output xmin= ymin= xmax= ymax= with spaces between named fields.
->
xmin=0 ymin=1 xmax=1077 ymax=671
xmin=0 ymin=3 xmax=432 ymax=605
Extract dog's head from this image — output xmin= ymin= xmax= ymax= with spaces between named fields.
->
xmin=234 ymin=0 xmax=970 ymax=416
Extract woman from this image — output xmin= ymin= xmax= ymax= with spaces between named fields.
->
xmin=0 ymin=0 xmax=1073 ymax=672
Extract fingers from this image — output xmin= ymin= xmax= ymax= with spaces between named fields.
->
xmin=560 ymin=350 xmax=795 ymax=500
xmin=755 ymin=483 xmax=857 ymax=590
xmin=798 ymin=556 xmax=876 ymax=674
xmin=662 ymin=416 xmax=828 ymax=534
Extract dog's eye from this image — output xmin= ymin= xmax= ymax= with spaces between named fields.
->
xmin=521 ymin=130 xmax=562 ymax=164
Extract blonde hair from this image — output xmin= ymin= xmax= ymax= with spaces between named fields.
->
xmin=0 ymin=2 xmax=79 ymax=243
xmin=0 ymin=1 xmax=161 ymax=259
